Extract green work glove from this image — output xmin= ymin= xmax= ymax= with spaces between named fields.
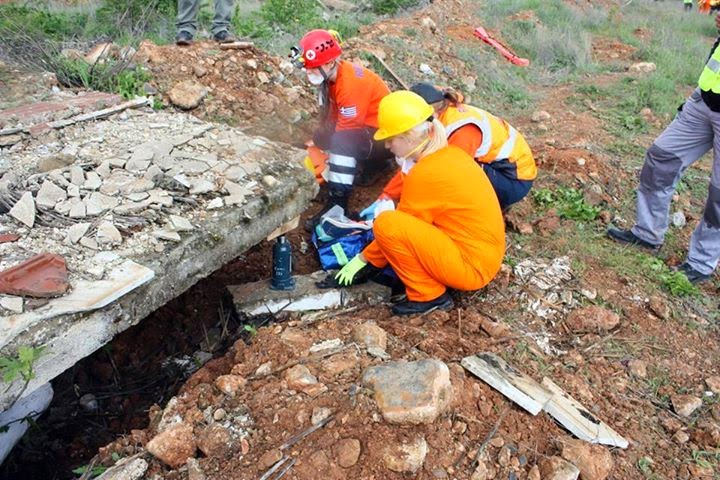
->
xmin=334 ymin=255 xmax=367 ymax=286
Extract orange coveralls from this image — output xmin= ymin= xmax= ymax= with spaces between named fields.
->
xmin=363 ymin=145 xmax=505 ymax=301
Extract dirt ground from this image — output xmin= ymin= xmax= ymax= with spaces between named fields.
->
xmin=2 ymin=0 xmax=720 ymax=479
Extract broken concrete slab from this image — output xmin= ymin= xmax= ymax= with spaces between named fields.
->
xmin=0 ymin=296 xmax=23 ymax=313
xmin=0 ymin=253 xmax=69 ymax=298
xmin=9 ymin=192 xmax=35 ymax=228
xmin=36 ymin=181 xmax=67 ymax=208
xmin=228 ymin=273 xmax=388 ymax=317
xmin=65 ymin=222 xmax=91 ymax=244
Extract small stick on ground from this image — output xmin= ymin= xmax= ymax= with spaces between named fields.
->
xmin=471 ymin=406 xmax=509 ymax=469
xmin=458 ymin=309 xmax=463 ymax=341
xmin=219 ymin=41 xmax=254 ymax=50
xmin=280 ymin=415 xmax=334 ymax=450
xmin=259 ymin=456 xmax=290 ymax=480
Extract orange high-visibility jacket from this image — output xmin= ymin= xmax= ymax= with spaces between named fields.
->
xmin=328 ymin=61 xmax=390 ymax=132
xmin=380 ymin=104 xmax=536 ymax=200
xmin=440 ymin=104 xmax=536 ymax=181
xmin=364 ymin=145 xmax=505 ymax=287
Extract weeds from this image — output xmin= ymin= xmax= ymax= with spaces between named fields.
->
xmin=637 ymin=254 xmax=699 ymax=297
xmin=370 ymin=0 xmax=422 ymax=15
xmin=0 ymin=346 xmax=45 ymax=411
xmin=532 ymin=187 xmax=601 ymax=222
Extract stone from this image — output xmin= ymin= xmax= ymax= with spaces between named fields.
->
xmin=539 ymin=456 xmax=580 ymax=480
xmin=187 ymin=458 xmax=206 ymax=480
xmin=69 ymin=201 xmax=87 ymax=218
xmin=627 ymin=359 xmax=647 ymax=378
xmin=36 ymin=181 xmax=67 ymax=208
xmin=311 ymin=407 xmax=332 ymax=425
xmin=382 ymin=436 xmax=427 ymax=473
xmin=309 ymin=338 xmax=343 ymax=354
xmin=362 ymin=359 xmax=453 ymax=425
xmin=661 ymin=416 xmax=683 ymax=433
xmin=67 ymin=184 xmax=80 ymax=197
xmin=648 ymin=296 xmax=670 ymax=320
xmin=352 ymin=322 xmax=387 ymax=351
xmin=180 ymin=160 xmax=210 ymax=174
xmin=255 ymin=361 xmax=272 ymax=377
xmin=38 ymin=155 xmax=75 ymax=173
xmin=629 ymin=62 xmax=656 ymax=73
xmin=169 ymin=215 xmax=194 ymax=232
xmin=284 ymin=365 xmax=320 ymax=393
xmin=9 ymin=192 xmax=36 ymax=228
xmin=0 ymin=296 xmax=23 ymax=313
xmin=528 ymin=465 xmax=541 ymax=480
xmin=80 ymin=237 xmax=99 ymax=250
xmin=96 ymin=221 xmax=122 ymax=246
xmin=470 ymin=461 xmax=490 ymax=480
xmin=214 ymin=374 xmax=246 ymax=396
xmin=83 ymin=172 xmax=102 ymax=190
xmin=85 ymin=192 xmax=119 ymax=216
xmin=194 ymin=66 xmax=208 ymax=78
xmin=561 ymin=439 xmax=613 ymax=480
xmin=705 ymin=376 xmax=720 ymax=394
xmin=333 ymin=438 xmax=361 ymax=468
xmin=146 ymin=424 xmax=197 ymax=468
xmin=565 ymin=306 xmax=620 ymax=332
xmin=257 ymin=71 xmax=270 ymax=84
xmin=531 ymin=110 xmax=551 ymax=122
xmin=671 ymin=211 xmax=686 ymax=228
xmin=144 ymin=165 xmax=163 ymax=181
xmin=258 ymin=449 xmax=283 ymax=470
xmin=125 ymin=192 xmax=149 ymax=202
xmin=196 ymin=423 xmax=232 ymax=457
xmin=70 ymin=166 xmax=85 ymax=186
xmin=95 ymin=457 xmax=148 ymax=480
xmin=190 ymin=178 xmax=215 ymax=195
xmin=671 ymin=394 xmax=702 ymax=417
xmin=672 ymin=430 xmax=689 ymax=444
xmin=262 ymin=175 xmax=279 ymax=188
xmin=153 ymin=230 xmax=182 ymax=242
xmin=168 ymin=80 xmax=209 ymax=110
xmin=126 ymin=178 xmax=155 ymax=194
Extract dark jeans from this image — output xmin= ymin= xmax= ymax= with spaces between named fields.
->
xmin=482 ymin=163 xmax=533 ymax=209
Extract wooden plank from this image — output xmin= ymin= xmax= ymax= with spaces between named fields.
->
xmin=461 ymin=353 xmax=551 ymax=415
xmin=365 ymin=51 xmax=409 ymax=90
xmin=541 ymin=377 xmax=629 ymax=449
xmin=266 ymin=216 xmax=300 ymax=241
xmin=219 ymin=41 xmax=254 ymax=50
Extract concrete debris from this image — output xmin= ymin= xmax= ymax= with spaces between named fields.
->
xmin=262 ymin=174 xmax=279 ymax=187
xmin=362 ymin=359 xmax=453 ymax=425
xmin=67 ymin=184 xmax=80 ymax=197
xmin=152 ymin=229 xmax=182 ymax=242
xmin=309 ymin=338 xmax=344 ymax=354
xmin=68 ymin=200 xmax=87 ymax=218
xmin=514 ymin=256 xmax=574 ymax=319
xmin=382 ymin=436 xmax=428 ymax=473
xmin=70 ymin=165 xmax=85 ymax=186
xmin=79 ymin=237 xmax=99 ymax=249
xmin=0 ymin=296 xmax=23 ymax=313
xmin=671 ymin=394 xmax=702 ymax=417
xmin=36 ymin=181 xmax=67 ymax=208
xmin=95 ymin=457 xmax=148 ymax=480
xmin=186 ymin=458 xmax=206 ymax=480
xmin=9 ymin=192 xmax=36 ymax=227
xmin=207 ymin=197 xmax=224 ymax=209
xmin=96 ymin=221 xmax=122 ymax=246
xmin=146 ymin=423 xmax=197 ymax=468
xmin=0 ymin=383 xmax=53 ymax=465
xmin=169 ymin=214 xmax=194 ymax=232
xmin=189 ymin=178 xmax=215 ymax=195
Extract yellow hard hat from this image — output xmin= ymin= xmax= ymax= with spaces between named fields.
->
xmin=374 ymin=90 xmax=435 ymax=141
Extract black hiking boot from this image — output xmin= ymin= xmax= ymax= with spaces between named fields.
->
xmin=392 ymin=292 xmax=454 ymax=316
xmin=676 ymin=262 xmax=712 ymax=284
xmin=175 ymin=31 xmax=193 ymax=46
xmin=607 ymin=227 xmax=661 ymax=251
xmin=213 ymin=30 xmax=238 ymax=43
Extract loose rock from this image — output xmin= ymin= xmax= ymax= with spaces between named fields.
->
xmin=352 ymin=322 xmax=388 ymax=351
xmin=258 ymin=449 xmax=283 ymax=470
xmin=214 ymin=374 xmax=246 ymax=396
xmin=187 ymin=458 xmax=206 ymax=480
xmin=146 ymin=424 xmax=197 ymax=468
xmin=627 ymin=359 xmax=647 ymax=378
xmin=539 ymin=456 xmax=580 ymax=480
xmin=629 ymin=62 xmax=656 ymax=73
xmin=671 ymin=394 xmax=702 ymax=417
xmin=96 ymin=221 xmax=122 ymax=246
xmin=311 ymin=407 xmax=332 ymax=425
xmin=382 ymin=436 xmax=427 ymax=473
xmin=705 ymin=376 xmax=720 ymax=394
xmin=36 ymin=181 xmax=67 ymax=208
xmin=196 ymin=423 xmax=232 ymax=457
xmin=362 ymin=359 xmax=453 ymax=425
xmin=561 ymin=439 xmax=613 ymax=480
xmin=565 ymin=306 xmax=620 ymax=332
xmin=169 ymin=80 xmax=209 ymax=110
xmin=9 ymin=192 xmax=36 ymax=227
xmin=333 ymin=438 xmax=361 ymax=468
xmin=531 ymin=110 xmax=551 ymax=122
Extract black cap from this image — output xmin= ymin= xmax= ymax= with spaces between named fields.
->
xmin=410 ymin=82 xmax=444 ymax=104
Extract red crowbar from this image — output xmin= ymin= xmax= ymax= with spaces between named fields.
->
xmin=473 ymin=26 xmax=530 ymax=67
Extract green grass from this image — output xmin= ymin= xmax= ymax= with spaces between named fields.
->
xmin=532 ymin=187 xmax=601 ymax=222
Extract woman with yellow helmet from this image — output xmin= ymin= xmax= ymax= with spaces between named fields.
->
xmin=328 ymin=91 xmax=506 ymax=315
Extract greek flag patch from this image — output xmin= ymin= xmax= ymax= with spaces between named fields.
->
xmin=339 ymin=105 xmax=357 ymax=118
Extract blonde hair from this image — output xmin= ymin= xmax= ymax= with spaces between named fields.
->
xmin=398 ymin=118 xmax=447 ymax=159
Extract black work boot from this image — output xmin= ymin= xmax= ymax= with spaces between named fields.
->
xmin=607 ymin=227 xmax=661 ymax=251
xmin=175 ymin=31 xmax=193 ymax=46
xmin=676 ymin=262 xmax=712 ymax=284
xmin=392 ymin=292 xmax=454 ymax=316
xmin=213 ymin=30 xmax=238 ymax=43
xmin=304 ymin=189 xmax=349 ymax=233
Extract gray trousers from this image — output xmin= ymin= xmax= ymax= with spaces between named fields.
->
xmin=176 ymin=0 xmax=234 ymax=36
xmin=632 ymin=88 xmax=720 ymax=275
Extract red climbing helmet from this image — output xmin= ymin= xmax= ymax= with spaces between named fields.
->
xmin=298 ymin=29 xmax=342 ymax=69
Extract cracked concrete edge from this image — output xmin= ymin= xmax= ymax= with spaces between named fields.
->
xmin=0 ymin=165 xmax=318 ymax=411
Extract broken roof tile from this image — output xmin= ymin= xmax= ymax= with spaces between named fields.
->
xmin=0 ymin=253 xmax=69 ymax=298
